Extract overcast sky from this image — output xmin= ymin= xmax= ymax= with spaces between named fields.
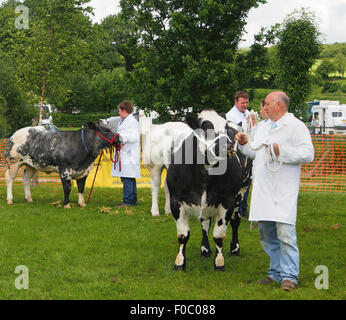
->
xmin=87 ymin=0 xmax=346 ymax=47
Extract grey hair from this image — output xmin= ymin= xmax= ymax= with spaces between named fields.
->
xmin=275 ymin=92 xmax=290 ymax=109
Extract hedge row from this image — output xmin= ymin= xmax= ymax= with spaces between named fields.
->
xmin=52 ymin=112 xmax=114 ymax=128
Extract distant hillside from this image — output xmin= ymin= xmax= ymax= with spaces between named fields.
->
xmin=320 ymin=42 xmax=346 ymax=58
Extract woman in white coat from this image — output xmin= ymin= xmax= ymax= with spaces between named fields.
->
xmin=111 ymin=100 xmax=140 ymax=206
xmin=235 ymin=91 xmax=314 ymax=290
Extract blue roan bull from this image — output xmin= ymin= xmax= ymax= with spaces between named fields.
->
xmin=5 ymin=121 xmax=120 ymax=208
xmin=166 ymin=110 xmax=252 ymax=271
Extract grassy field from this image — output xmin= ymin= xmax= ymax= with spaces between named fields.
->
xmin=0 ymin=185 xmax=345 ymax=300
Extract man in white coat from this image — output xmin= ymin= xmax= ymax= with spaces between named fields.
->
xmin=226 ymin=91 xmax=253 ymax=217
xmin=111 ymin=100 xmax=140 ymax=207
xmin=235 ymin=91 xmax=314 ymax=290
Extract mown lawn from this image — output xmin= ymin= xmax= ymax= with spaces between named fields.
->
xmin=0 ymin=185 xmax=344 ymax=300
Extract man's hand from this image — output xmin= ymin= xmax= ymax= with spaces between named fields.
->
xmin=235 ymin=132 xmax=248 ymax=145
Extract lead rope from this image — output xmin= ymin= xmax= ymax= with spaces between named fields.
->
xmin=246 ymin=111 xmax=283 ymax=173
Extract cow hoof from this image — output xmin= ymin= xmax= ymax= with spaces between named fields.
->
xmin=79 ymin=202 xmax=86 ymax=207
xmin=165 ymin=212 xmax=172 ymax=216
xmin=26 ymin=198 xmax=33 ymax=203
xmin=214 ymin=265 xmax=225 ymax=272
xmin=173 ymin=264 xmax=186 ymax=272
xmin=7 ymin=200 xmax=13 ymax=205
xmin=200 ymin=250 xmax=211 ymax=258
xmin=64 ymin=203 xmax=71 ymax=209
xmin=230 ymin=250 xmax=240 ymax=257
xmin=151 ymin=212 xmax=160 ymax=217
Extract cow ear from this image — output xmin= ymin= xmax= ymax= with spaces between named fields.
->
xmin=201 ymin=120 xmax=214 ymax=132
xmin=219 ymin=113 xmax=226 ymax=120
xmin=87 ymin=122 xmax=97 ymax=130
xmin=185 ymin=115 xmax=200 ymax=130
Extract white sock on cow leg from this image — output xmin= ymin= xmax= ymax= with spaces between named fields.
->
xmin=215 ymin=250 xmax=225 ymax=267
xmin=78 ymin=193 xmax=86 ymax=207
xmin=175 ymin=244 xmax=185 ymax=266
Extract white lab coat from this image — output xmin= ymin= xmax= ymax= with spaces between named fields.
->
xmin=111 ymin=114 xmax=141 ymax=178
xmin=226 ymin=106 xmax=250 ymax=132
xmin=239 ymin=113 xmax=314 ymax=225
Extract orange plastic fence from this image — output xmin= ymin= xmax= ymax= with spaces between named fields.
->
xmin=1 ymin=135 xmax=345 ymax=192
xmin=300 ymin=135 xmax=345 ymax=192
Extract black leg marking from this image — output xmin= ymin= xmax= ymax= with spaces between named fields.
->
xmin=230 ymin=211 xmax=241 ymax=256
xmin=200 ymin=217 xmax=212 ymax=257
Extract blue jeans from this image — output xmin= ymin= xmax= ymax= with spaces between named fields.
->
xmin=120 ymin=177 xmax=137 ymax=205
xmin=258 ymin=221 xmax=299 ymax=285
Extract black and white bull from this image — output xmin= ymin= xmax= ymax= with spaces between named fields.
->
xmin=166 ymin=110 xmax=252 ymax=271
xmin=5 ymin=121 xmax=120 ymax=208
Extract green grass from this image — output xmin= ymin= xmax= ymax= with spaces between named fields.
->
xmin=0 ymin=186 xmax=345 ymax=300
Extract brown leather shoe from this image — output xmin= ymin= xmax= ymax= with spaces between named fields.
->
xmin=281 ymin=280 xmax=297 ymax=290
xmin=116 ymin=203 xmax=132 ymax=208
xmin=257 ymin=277 xmax=275 ymax=285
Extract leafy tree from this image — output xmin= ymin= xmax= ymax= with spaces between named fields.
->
xmin=120 ymin=0 xmax=266 ymax=120
xmin=0 ymin=52 xmax=35 ymax=137
xmin=97 ymin=13 xmax=141 ymax=72
xmin=235 ymin=24 xmax=280 ymax=90
xmin=316 ymin=59 xmax=337 ymax=80
xmin=17 ymin=0 xmax=94 ymax=119
xmin=276 ymin=8 xmax=322 ymax=119
xmin=88 ymin=67 xmax=129 ymax=113
xmin=333 ymin=53 xmax=346 ymax=77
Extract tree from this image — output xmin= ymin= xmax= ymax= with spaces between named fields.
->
xmin=88 ymin=67 xmax=129 ymax=113
xmin=333 ymin=53 xmax=346 ymax=77
xmin=97 ymin=13 xmax=141 ymax=72
xmin=120 ymin=0 xmax=266 ymax=120
xmin=0 ymin=51 xmax=35 ymax=137
xmin=316 ymin=59 xmax=337 ymax=80
xmin=276 ymin=8 xmax=322 ymax=119
xmin=18 ymin=0 xmax=94 ymax=120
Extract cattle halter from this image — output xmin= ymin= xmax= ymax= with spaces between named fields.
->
xmin=192 ymin=131 xmax=235 ymax=161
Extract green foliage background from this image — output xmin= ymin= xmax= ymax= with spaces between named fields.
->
xmin=0 ymin=0 xmax=345 ymax=135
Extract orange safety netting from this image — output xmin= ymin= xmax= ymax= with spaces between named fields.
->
xmin=1 ymin=135 xmax=345 ymax=192
xmin=300 ymin=135 xmax=346 ymax=192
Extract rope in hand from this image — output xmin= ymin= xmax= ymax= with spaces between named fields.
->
xmin=245 ymin=110 xmax=283 ymax=173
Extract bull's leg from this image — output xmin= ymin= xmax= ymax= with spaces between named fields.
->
xmin=172 ymin=201 xmax=190 ymax=271
xmin=76 ymin=176 xmax=87 ymax=207
xmin=200 ymin=217 xmax=212 ymax=257
xmin=60 ymin=168 xmax=72 ymax=208
xmin=163 ymin=177 xmax=171 ymax=215
xmin=5 ymin=163 xmax=20 ymax=205
xmin=230 ymin=210 xmax=241 ymax=256
xmin=148 ymin=165 xmax=163 ymax=216
xmin=23 ymin=166 xmax=37 ymax=203
xmin=213 ymin=210 xmax=228 ymax=271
